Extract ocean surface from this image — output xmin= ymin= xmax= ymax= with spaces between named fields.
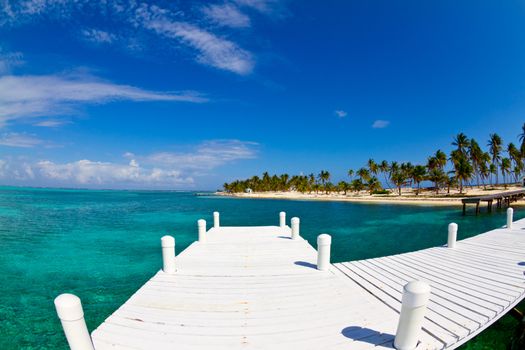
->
xmin=0 ymin=186 xmax=522 ymax=349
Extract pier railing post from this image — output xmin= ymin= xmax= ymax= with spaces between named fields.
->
xmin=507 ymin=207 xmax=514 ymax=230
xmin=317 ymin=234 xmax=331 ymax=271
xmin=291 ymin=217 xmax=300 ymax=240
xmin=161 ymin=235 xmax=176 ymax=274
xmin=54 ymin=294 xmax=95 ymax=350
xmin=213 ymin=211 xmax=220 ymax=228
xmin=394 ymin=281 xmax=431 ymax=350
xmin=279 ymin=211 xmax=286 ymax=228
xmin=198 ymin=219 xmax=207 ymax=243
xmin=447 ymin=223 xmax=457 ymax=249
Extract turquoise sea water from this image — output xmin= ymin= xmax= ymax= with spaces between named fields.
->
xmin=0 ymin=186 xmax=522 ymax=349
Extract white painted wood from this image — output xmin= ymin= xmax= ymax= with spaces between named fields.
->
xmin=447 ymin=223 xmax=457 ymax=249
xmin=394 ymin=281 xmax=431 ymax=350
xmin=213 ymin=211 xmax=220 ymax=228
xmin=279 ymin=211 xmax=286 ymax=227
xmin=160 ymin=235 xmax=175 ymax=274
xmin=197 ymin=219 xmax=206 ymax=243
xmin=90 ymin=218 xmax=525 ymax=350
xmin=55 ymin=294 xmax=95 ymax=350
xmin=317 ymin=234 xmax=331 ymax=271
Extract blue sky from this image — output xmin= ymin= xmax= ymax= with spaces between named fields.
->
xmin=0 ymin=0 xmax=524 ymax=189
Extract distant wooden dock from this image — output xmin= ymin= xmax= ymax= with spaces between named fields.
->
xmin=55 ymin=210 xmax=525 ymax=350
xmin=461 ymin=189 xmax=525 ymax=214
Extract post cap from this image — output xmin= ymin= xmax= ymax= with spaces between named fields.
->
xmin=54 ymin=293 xmax=84 ymax=321
xmin=508 ymin=207 xmax=514 ymax=214
xmin=279 ymin=211 xmax=286 ymax=216
xmin=402 ymin=281 xmax=431 ymax=308
xmin=198 ymin=219 xmax=206 ymax=226
xmin=161 ymin=235 xmax=175 ymax=248
xmin=448 ymin=223 xmax=458 ymax=231
xmin=317 ymin=233 xmax=331 ymax=246
xmin=213 ymin=211 xmax=219 ymax=216
xmin=291 ymin=217 xmax=300 ymax=224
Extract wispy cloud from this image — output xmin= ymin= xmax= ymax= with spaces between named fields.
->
xmin=234 ymin=0 xmax=276 ymax=13
xmin=0 ymin=73 xmax=206 ymax=127
xmin=144 ymin=139 xmax=258 ymax=170
xmin=0 ymin=132 xmax=43 ymax=148
xmin=0 ymin=139 xmax=258 ymax=188
xmin=3 ymin=1 xmax=261 ymax=75
xmin=203 ymin=3 xmax=250 ymax=28
xmin=372 ymin=119 xmax=390 ymax=128
xmin=33 ymin=119 xmax=71 ymax=127
xmin=0 ymin=47 xmax=23 ymax=74
xmin=136 ymin=5 xmax=254 ymax=75
xmin=81 ymin=28 xmax=116 ymax=44
xmin=334 ymin=110 xmax=347 ymax=118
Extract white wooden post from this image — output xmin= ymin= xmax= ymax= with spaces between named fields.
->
xmin=198 ymin=219 xmax=207 ymax=243
xmin=447 ymin=223 xmax=457 ymax=249
xmin=279 ymin=211 xmax=286 ymax=228
xmin=213 ymin=211 xmax=220 ymax=228
xmin=507 ymin=207 xmax=514 ymax=230
xmin=161 ymin=235 xmax=176 ymax=274
xmin=317 ymin=234 xmax=331 ymax=271
xmin=394 ymin=281 xmax=431 ymax=350
xmin=54 ymin=294 xmax=95 ymax=350
xmin=291 ymin=217 xmax=300 ymax=240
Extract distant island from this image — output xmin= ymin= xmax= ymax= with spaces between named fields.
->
xmin=219 ymin=125 xmax=525 ymax=206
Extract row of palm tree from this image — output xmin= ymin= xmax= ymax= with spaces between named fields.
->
xmin=223 ymin=124 xmax=525 ymax=195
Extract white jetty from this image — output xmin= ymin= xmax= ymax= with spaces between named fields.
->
xmin=55 ymin=208 xmax=525 ymax=350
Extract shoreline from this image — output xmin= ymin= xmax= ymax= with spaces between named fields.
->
xmin=216 ymin=187 xmax=525 ymax=206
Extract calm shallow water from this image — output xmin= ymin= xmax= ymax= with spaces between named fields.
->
xmin=0 ymin=186 xmax=522 ymax=349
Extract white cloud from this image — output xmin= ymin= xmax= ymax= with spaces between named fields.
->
xmin=0 ymin=73 xmax=206 ymax=127
xmin=36 ymin=159 xmax=191 ymax=186
xmin=33 ymin=119 xmax=71 ymax=127
xmin=203 ymin=3 xmax=250 ymax=28
xmin=2 ymin=1 xmax=262 ymax=75
xmin=145 ymin=139 xmax=258 ymax=170
xmin=136 ymin=5 xmax=254 ymax=75
xmin=334 ymin=110 xmax=347 ymax=118
xmin=0 ymin=132 xmax=43 ymax=148
xmin=0 ymin=48 xmax=23 ymax=74
xmin=81 ymin=28 xmax=116 ymax=44
xmin=372 ymin=120 xmax=390 ymax=128
xmin=0 ymin=139 xmax=258 ymax=188
xmin=234 ymin=0 xmax=275 ymax=13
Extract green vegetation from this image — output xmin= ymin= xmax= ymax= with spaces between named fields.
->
xmin=223 ymin=125 xmax=525 ymax=195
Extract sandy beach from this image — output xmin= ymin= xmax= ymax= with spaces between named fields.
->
xmin=217 ymin=185 xmax=525 ymax=206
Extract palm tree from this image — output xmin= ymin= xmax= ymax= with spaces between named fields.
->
xmin=338 ymin=181 xmax=349 ymax=195
xmin=452 ymin=133 xmax=469 ymax=155
xmin=488 ymin=133 xmax=502 ymax=185
xmin=379 ymin=160 xmax=391 ymax=189
xmin=347 ymin=169 xmax=354 ymax=181
xmin=489 ymin=163 xmax=497 ymax=187
xmin=427 ymin=168 xmax=447 ymax=194
xmin=357 ymin=168 xmax=371 ymax=182
xmin=501 ymin=158 xmax=511 ymax=188
xmin=468 ymin=139 xmax=484 ymax=187
xmin=453 ymin=155 xmax=473 ymax=194
xmin=367 ymin=159 xmax=378 ymax=176
xmin=507 ymin=143 xmax=522 ymax=182
xmin=411 ymin=165 xmax=427 ymax=195
xmin=519 ymin=122 xmax=525 ymax=157
xmin=435 ymin=150 xmax=447 ymax=169
xmin=318 ymin=170 xmax=330 ymax=194
xmin=367 ymin=177 xmax=382 ymax=195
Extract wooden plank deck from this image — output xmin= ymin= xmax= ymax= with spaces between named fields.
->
xmin=461 ymin=189 xmax=525 ymax=214
xmin=90 ymin=219 xmax=525 ymax=350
